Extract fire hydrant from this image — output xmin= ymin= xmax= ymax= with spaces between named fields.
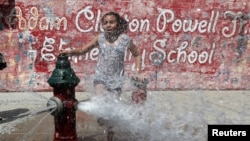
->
xmin=47 ymin=53 xmax=80 ymax=141
xmin=0 ymin=53 xmax=7 ymax=70
xmin=0 ymin=52 xmax=7 ymax=121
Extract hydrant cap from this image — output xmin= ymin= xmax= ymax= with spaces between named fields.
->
xmin=56 ymin=53 xmax=71 ymax=69
xmin=47 ymin=54 xmax=80 ymax=87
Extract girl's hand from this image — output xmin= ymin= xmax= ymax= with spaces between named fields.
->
xmin=131 ymin=73 xmax=148 ymax=91
xmin=59 ymin=49 xmax=69 ymax=55
xmin=132 ymin=73 xmax=148 ymax=84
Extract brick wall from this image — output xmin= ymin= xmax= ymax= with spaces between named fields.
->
xmin=0 ymin=0 xmax=250 ymax=91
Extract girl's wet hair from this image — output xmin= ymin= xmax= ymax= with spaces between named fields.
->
xmin=102 ymin=12 xmax=128 ymax=35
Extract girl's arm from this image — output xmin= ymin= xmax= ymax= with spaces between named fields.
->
xmin=128 ymin=40 xmax=142 ymax=74
xmin=61 ymin=36 xmax=99 ymax=56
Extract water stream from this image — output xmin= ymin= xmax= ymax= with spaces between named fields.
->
xmin=77 ymin=92 xmax=208 ymax=141
xmin=21 ymin=108 xmax=56 ymax=141
xmin=77 ymin=89 xmax=250 ymax=141
xmin=0 ymin=93 xmax=57 ymax=136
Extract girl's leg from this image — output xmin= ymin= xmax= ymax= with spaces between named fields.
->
xmin=107 ymin=127 xmax=114 ymax=141
xmin=94 ymin=83 xmax=106 ymax=96
xmin=93 ymin=79 xmax=106 ymax=96
xmin=94 ymin=82 xmax=109 ymax=127
xmin=93 ymin=81 xmax=119 ymax=141
xmin=107 ymin=87 xmax=122 ymax=101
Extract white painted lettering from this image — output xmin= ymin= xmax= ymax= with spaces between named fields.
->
xmin=41 ymin=36 xmax=56 ymax=61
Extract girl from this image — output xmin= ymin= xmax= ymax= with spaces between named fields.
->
xmin=61 ymin=12 xmax=143 ymax=140
xmin=60 ymin=11 xmax=142 ymax=96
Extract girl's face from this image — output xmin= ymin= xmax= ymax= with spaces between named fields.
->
xmin=102 ymin=15 xmax=118 ymax=34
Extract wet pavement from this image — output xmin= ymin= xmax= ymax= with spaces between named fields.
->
xmin=0 ymin=90 xmax=250 ymax=141
xmin=0 ymin=92 xmax=107 ymax=141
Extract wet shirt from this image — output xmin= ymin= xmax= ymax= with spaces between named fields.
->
xmin=94 ymin=33 xmax=131 ymax=89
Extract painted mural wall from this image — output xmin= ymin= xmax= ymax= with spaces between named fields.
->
xmin=0 ymin=0 xmax=250 ymax=91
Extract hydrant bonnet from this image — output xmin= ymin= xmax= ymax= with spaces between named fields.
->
xmin=47 ymin=54 xmax=80 ymax=88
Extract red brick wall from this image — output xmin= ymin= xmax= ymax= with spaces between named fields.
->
xmin=0 ymin=0 xmax=250 ymax=91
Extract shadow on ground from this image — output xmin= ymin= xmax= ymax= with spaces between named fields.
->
xmin=0 ymin=108 xmax=30 ymax=124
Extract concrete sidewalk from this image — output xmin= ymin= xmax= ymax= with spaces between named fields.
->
xmin=0 ymin=90 xmax=250 ymax=141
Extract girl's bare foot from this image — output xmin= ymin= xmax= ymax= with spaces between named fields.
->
xmin=107 ymin=130 xmax=114 ymax=141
